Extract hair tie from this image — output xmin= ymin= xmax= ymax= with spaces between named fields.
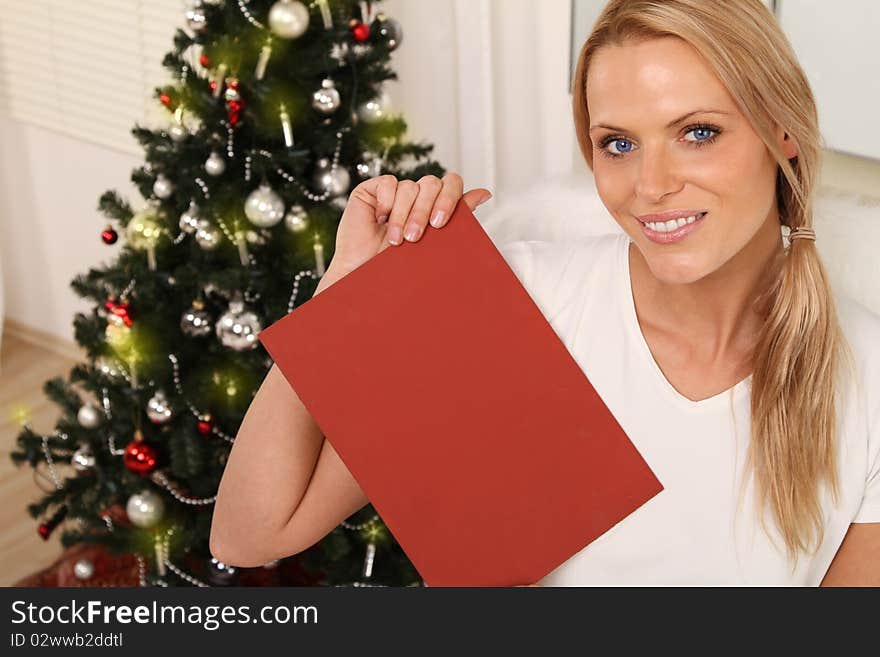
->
xmin=788 ymin=227 xmax=816 ymax=242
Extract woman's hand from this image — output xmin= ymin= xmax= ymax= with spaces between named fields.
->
xmin=327 ymin=173 xmax=492 ymax=277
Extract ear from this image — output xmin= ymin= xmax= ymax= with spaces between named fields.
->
xmin=776 ymin=124 xmax=798 ymax=160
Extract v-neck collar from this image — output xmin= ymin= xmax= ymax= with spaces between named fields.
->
xmin=617 ymin=234 xmax=752 ymax=412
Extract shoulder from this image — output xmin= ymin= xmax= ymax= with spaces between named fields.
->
xmin=495 ymin=232 xmax=625 ymax=321
xmin=496 ymin=232 xmax=624 ymax=288
xmin=834 ymin=293 xmax=880 ymax=425
xmin=836 ymin=293 xmax=880 ymax=389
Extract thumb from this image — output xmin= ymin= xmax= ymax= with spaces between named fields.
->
xmin=461 ymin=188 xmax=493 ymax=211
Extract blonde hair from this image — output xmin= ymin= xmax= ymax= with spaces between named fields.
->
xmin=572 ymin=0 xmax=856 ymax=564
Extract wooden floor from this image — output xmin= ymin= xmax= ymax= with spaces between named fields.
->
xmin=0 ymin=331 xmax=82 ymax=586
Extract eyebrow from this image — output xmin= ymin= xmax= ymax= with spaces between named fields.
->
xmin=589 ymin=109 xmax=732 ymax=133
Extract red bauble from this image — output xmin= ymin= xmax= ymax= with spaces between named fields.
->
xmin=197 ymin=414 xmax=214 ymax=436
xmin=351 ymin=20 xmax=370 ymax=42
xmin=123 ymin=440 xmax=158 ymax=475
xmin=101 ymin=226 xmax=118 ymax=244
xmin=103 ymin=299 xmax=133 ymax=327
xmin=159 ymin=92 xmax=172 ymax=107
xmin=37 ymin=505 xmax=68 ymax=540
xmin=199 ymin=53 xmax=211 ymax=68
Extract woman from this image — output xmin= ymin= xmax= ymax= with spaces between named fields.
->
xmin=210 ymin=0 xmax=880 ymax=585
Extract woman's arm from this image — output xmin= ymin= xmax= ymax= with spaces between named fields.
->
xmin=209 ymin=265 xmax=369 ymax=567
xmin=819 ymin=522 xmax=880 ymax=586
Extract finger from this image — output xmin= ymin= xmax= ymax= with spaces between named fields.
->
xmin=385 ymin=180 xmax=420 ymax=247
xmin=403 ymin=176 xmax=443 ymax=242
xmin=355 ymin=174 xmax=398 ymax=222
xmin=425 ymin=172 xmax=463 ymax=230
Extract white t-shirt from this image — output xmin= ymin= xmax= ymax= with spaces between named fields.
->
xmin=497 ymin=232 xmax=880 ymax=586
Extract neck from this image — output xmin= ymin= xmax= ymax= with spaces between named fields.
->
xmin=628 ymin=215 xmax=785 ymax=365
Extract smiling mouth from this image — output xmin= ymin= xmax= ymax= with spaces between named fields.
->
xmin=640 ymin=212 xmax=707 ymax=232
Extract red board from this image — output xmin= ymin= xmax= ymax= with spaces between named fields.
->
xmin=258 ymin=200 xmax=663 ymax=586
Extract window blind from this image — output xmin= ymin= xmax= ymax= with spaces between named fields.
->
xmin=0 ymin=0 xmax=186 ymax=155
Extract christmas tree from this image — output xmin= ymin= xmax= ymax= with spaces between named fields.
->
xmin=9 ymin=0 xmax=442 ymax=587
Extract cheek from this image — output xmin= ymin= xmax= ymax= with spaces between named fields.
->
xmin=593 ymin=161 xmax=631 ymax=214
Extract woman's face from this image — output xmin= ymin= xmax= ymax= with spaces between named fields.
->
xmin=586 ymin=37 xmax=795 ymax=284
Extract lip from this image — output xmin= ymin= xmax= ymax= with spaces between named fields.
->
xmin=636 ymin=209 xmax=707 ymax=224
xmin=638 ymin=211 xmax=708 ymax=244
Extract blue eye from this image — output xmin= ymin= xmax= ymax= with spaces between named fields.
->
xmin=604 ymin=138 xmax=634 ymax=156
xmin=598 ymin=123 xmax=722 ymax=160
xmin=684 ymin=126 xmax=718 ymax=143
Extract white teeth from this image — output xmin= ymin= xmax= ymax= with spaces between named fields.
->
xmin=645 ymin=213 xmax=703 ymax=232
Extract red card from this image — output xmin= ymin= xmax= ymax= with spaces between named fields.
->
xmin=258 ymin=200 xmax=663 ymax=586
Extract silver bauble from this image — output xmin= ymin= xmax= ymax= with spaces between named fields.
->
xmin=185 ymin=5 xmax=207 ymax=32
xmin=284 ymin=205 xmax=309 ymax=232
xmin=205 ymin=151 xmax=226 ymax=176
xmin=95 ymin=355 xmax=125 ymax=379
xmin=71 ymin=444 xmax=95 ymax=473
xmin=244 ymin=183 xmax=285 ymax=227
xmin=126 ymin=489 xmax=165 ymax=528
xmin=168 ymin=123 xmax=188 ymax=143
xmin=207 ymin=557 xmax=238 ymax=585
xmin=216 ymin=298 xmax=262 ymax=351
xmin=373 ymin=14 xmax=403 ymax=51
xmin=268 ymin=0 xmax=310 ymax=39
xmin=311 ymin=78 xmax=341 ymax=115
xmin=181 ymin=301 xmax=213 ymax=337
xmin=152 ymin=174 xmax=174 ymax=199
xmin=146 ymin=390 xmax=173 ymax=424
xmin=195 ymin=219 xmax=222 ymax=250
xmin=356 ymin=90 xmax=391 ymax=124
xmin=73 ymin=558 xmax=95 ymax=580
xmin=312 ymin=158 xmax=350 ymax=197
xmin=356 ymin=151 xmax=383 ymax=179
xmin=179 ymin=201 xmax=202 ymax=234
xmin=245 ymin=229 xmax=268 ymax=245
xmin=77 ymin=403 xmax=103 ymax=429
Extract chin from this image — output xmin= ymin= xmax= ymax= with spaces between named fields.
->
xmin=638 ymin=244 xmax=709 ymax=285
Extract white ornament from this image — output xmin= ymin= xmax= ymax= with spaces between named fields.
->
xmin=168 ymin=123 xmax=188 ymax=143
xmin=71 ymin=444 xmax=95 ymax=473
xmin=153 ymin=174 xmax=174 ymax=199
xmin=73 ymin=558 xmax=95 ymax=580
xmin=195 ymin=219 xmax=222 ymax=250
xmin=312 ymin=157 xmax=350 ymax=197
xmin=77 ymin=403 xmax=103 ymax=429
xmin=179 ymin=201 xmax=202 ymax=234
xmin=356 ymin=151 xmax=383 ymax=179
xmin=268 ymin=0 xmax=310 ymax=39
xmin=244 ymin=183 xmax=285 ymax=227
xmin=284 ymin=205 xmax=309 ymax=232
xmin=216 ymin=298 xmax=262 ymax=351
xmin=126 ymin=489 xmax=165 ymax=528
xmin=356 ymin=90 xmax=392 ymax=124
xmin=312 ymin=78 xmax=341 ymax=115
xmin=185 ymin=4 xmax=207 ymax=32
xmin=205 ymin=151 xmax=226 ymax=176
xmin=95 ymin=355 xmax=125 ymax=379
xmin=146 ymin=390 xmax=173 ymax=424
xmin=181 ymin=300 xmax=213 ymax=337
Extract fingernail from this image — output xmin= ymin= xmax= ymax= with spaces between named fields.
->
xmin=430 ymin=210 xmax=446 ymax=228
xmin=404 ymin=224 xmax=421 ymax=242
xmin=388 ymin=224 xmax=402 ymax=245
xmin=479 ymin=193 xmax=493 ymax=205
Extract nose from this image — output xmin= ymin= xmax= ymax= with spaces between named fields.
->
xmin=634 ymin=144 xmax=682 ymax=203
